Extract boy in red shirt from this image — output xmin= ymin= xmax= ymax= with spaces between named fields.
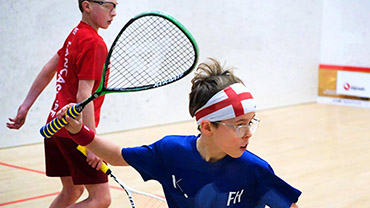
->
xmin=7 ymin=1 xmax=117 ymax=207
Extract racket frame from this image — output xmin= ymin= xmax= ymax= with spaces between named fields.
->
xmin=95 ymin=11 xmax=199 ymax=95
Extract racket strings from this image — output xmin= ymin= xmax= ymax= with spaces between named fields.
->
xmin=131 ymin=193 xmax=168 ymax=208
xmin=106 ymin=15 xmax=196 ymax=90
xmin=111 ymin=174 xmax=168 ymax=208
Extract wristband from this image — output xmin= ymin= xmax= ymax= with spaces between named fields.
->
xmin=69 ymin=125 xmax=95 ymax=146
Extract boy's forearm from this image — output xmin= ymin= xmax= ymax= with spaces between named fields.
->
xmin=22 ymin=54 xmax=58 ymax=109
xmin=76 ymin=79 xmax=96 ymax=132
xmin=86 ymin=134 xmax=128 ymax=166
xmin=81 ymin=102 xmax=96 ymax=132
xmin=63 ymin=110 xmax=126 ymax=166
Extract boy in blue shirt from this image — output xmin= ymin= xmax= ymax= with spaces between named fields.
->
xmin=59 ymin=58 xmax=301 ymax=207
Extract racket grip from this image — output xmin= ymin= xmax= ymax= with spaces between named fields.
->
xmin=39 ymin=104 xmax=81 ymax=138
xmin=76 ymin=145 xmax=111 ymax=175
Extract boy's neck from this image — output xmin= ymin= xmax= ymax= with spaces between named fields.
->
xmin=196 ymin=136 xmax=227 ymax=163
xmin=81 ymin=16 xmax=99 ymax=32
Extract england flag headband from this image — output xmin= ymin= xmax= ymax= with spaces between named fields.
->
xmin=194 ymin=83 xmax=256 ymax=124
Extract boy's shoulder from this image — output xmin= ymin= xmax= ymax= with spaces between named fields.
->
xmin=151 ymin=135 xmax=198 ymax=156
xmin=72 ymin=22 xmax=104 ymax=43
xmin=158 ymin=135 xmax=197 ymax=148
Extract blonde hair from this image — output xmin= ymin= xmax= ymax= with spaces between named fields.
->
xmin=188 ymin=58 xmax=244 ymax=117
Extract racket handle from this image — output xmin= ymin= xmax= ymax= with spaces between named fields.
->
xmin=39 ymin=104 xmax=81 ymax=138
xmin=76 ymin=145 xmax=111 ymax=175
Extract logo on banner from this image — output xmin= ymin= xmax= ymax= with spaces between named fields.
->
xmin=343 ymin=82 xmax=365 ymax=91
xmin=336 ymin=71 xmax=370 ymax=98
xmin=343 ymin=83 xmax=350 ymax=91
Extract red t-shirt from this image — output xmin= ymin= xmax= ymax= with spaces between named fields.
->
xmin=46 ymin=21 xmax=107 ymax=138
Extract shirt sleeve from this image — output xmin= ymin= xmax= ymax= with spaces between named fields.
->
xmin=76 ymin=38 xmax=107 ymax=81
xmin=257 ymin=164 xmax=302 ymax=208
xmin=121 ymin=142 xmax=164 ymax=182
xmin=57 ymin=47 xmax=63 ymax=57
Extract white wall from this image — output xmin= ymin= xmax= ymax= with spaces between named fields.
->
xmin=1 ymin=0 xmax=323 ymax=147
xmin=320 ymin=0 xmax=370 ymax=67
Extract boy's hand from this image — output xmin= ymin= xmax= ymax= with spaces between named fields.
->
xmin=56 ymin=103 xmax=83 ymax=134
xmin=6 ymin=105 xmax=29 ymax=130
xmin=86 ymin=149 xmax=103 ymax=170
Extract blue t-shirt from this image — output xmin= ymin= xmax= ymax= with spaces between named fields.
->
xmin=122 ymin=135 xmax=301 ymax=208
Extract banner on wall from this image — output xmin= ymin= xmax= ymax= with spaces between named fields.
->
xmin=317 ymin=65 xmax=370 ymax=108
xmin=336 ymin=71 xmax=370 ymax=98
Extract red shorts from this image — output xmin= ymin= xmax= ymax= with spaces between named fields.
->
xmin=44 ymin=136 xmax=108 ymax=185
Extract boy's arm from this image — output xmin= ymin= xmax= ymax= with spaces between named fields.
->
xmin=85 ymin=132 xmax=128 ymax=167
xmin=7 ymin=54 xmax=59 ymax=129
xmin=76 ymin=79 xmax=96 ymax=132
xmin=76 ymin=79 xmax=104 ymax=169
xmin=59 ymin=103 xmax=129 ymax=166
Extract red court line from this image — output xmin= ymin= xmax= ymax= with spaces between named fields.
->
xmin=0 ymin=192 xmax=59 ymax=206
xmin=0 ymin=162 xmax=45 ymax=174
xmin=0 ymin=161 xmax=122 ymax=190
xmin=0 ymin=161 xmax=124 ymax=206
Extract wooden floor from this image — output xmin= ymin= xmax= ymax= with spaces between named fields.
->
xmin=1 ymin=103 xmax=370 ymax=207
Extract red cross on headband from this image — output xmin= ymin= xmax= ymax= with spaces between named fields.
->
xmin=194 ymin=83 xmax=256 ymax=124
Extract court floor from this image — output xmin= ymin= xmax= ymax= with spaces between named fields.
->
xmin=1 ymin=103 xmax=369 ymax=207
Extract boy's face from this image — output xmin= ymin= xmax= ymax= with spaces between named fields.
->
xmin=88 ymin=0 xmax=118 ymax=29
xmin=211 ymin=112 xmax=256 ymax=159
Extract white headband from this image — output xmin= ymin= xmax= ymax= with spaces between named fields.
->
xmin=194 ymin=83 xmax=256 ymax=124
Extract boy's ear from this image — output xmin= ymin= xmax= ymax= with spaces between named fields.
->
xmin=82 ymin=1 xmax=91 ymax=13
xmin=199 ymin=120 xmax=213 ymax=136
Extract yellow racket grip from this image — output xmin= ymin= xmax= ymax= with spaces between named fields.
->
xmin=76 ymin=145 xmax=111 ymax=175
xmin=40 ymin=104 xmax=81 ymax=138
